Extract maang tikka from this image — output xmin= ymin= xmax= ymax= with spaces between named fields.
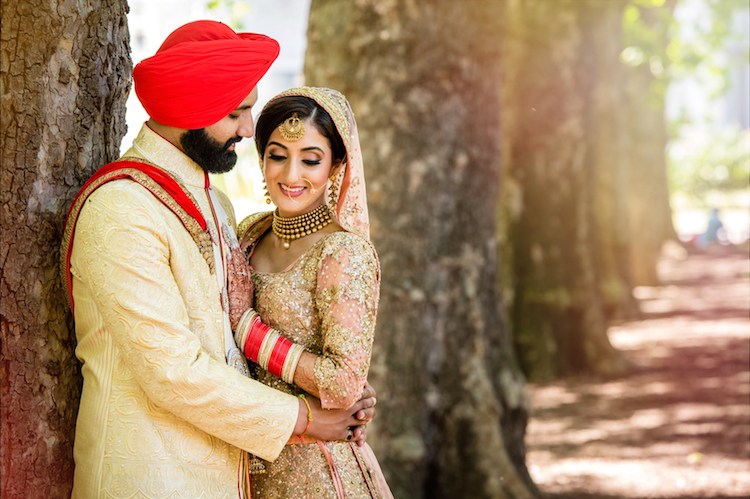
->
xmin=278 ymin=113 xmax=305 ymax=141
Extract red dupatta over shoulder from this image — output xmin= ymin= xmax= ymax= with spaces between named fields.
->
xmin=60 ymin=159 xmax=215 ymax=315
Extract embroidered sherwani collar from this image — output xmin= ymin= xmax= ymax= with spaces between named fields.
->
xmin=125 ymin=123 xmax=207 ymax=188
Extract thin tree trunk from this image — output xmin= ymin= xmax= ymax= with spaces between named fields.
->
xmin=587 ymin=3 xmax=638 ymax=321
xmin=502 ymin=0 xmax=629 ymax=380
xmin=1 ymin=1 xmax=131 ymax=496
xmin=624 ymin=2 xmax=677 ymax=287
xmin=306 ymin=1 xmax=537 ymax=498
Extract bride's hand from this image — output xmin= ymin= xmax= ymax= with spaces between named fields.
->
xmin=226 ymin=235 xmax=254 ymax=331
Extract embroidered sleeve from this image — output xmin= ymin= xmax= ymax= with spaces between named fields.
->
xmin=71 ymin=182 xmax=297 ymax=461
xmin=314 ymin=233 xmax=380 ymax=409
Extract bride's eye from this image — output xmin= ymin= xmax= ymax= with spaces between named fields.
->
xmin=268 ymin=154 xmax=286 ymax=162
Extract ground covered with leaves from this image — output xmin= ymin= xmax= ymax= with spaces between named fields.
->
xmin=526 ymin=246 xmax=750 ymax=499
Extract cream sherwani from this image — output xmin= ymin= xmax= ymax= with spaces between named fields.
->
xmin=69 ymin=124 xmax=298 ymax=498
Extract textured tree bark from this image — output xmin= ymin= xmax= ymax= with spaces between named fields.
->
xmin=501 ymin=0 xmax=629 ymax=380
xmin=306 ymin=1 xmax=537 ymax=498
xmin=1 ymin=1 xmax=131 ymax=496
xmin=623 ymin=2 xmax=677 ymax=287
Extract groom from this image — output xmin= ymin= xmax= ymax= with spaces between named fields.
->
xmin=63 ymin=21 xmax=375 ymax=498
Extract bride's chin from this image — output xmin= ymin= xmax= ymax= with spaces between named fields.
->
xmin=277 ymin=198 xmax=327 ymax=218
xmin=275 ymin=201 xmax=313 ymax=218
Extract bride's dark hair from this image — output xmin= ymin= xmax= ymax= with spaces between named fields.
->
xmin=255 ymin=96 xmax=346 ymax=165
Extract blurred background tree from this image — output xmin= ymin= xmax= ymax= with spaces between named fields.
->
xmin=305 ymin=2 xmax=537 ymax=498
xmin=501 ymin=0 xmax=632 ymax=380
xmin=621 ymin=0 xmax=679 ymax=287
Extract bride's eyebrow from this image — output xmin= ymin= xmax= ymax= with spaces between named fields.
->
xmin=301 ymin=147 xmax=324 ymax=153
xmin=267 ymin=141 xmax=287 ymax=149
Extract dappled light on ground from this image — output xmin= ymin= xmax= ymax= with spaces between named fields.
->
xmin=526 ymin=249 xmax=750 ymax=499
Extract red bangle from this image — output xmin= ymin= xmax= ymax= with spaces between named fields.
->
xmin=243 ymin=316 xmax=270 ymax=363
xmin=267 ymin=336 xmax=293 ymax=379
xmin=242 ymin=315 xmax=298 ymax=381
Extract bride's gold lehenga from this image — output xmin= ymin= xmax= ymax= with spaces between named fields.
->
xmin=237 ymin=87 xmax=393 ymax=499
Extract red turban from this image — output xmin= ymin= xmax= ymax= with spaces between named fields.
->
xmin=133 ymin=20 xmax=280 ymax=129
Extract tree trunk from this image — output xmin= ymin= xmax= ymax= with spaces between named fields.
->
xmin=623 ymin=2 xmax=677 ymax=287
xmin=587 ymin=3 xmax=637 ymax=321
xmin=306 ymin=1 xmax=537 ymax=498
xmin=1 ymin=1 xmax=131 ymax=497
xmin=502 ymin=0 xmax=629 ymax=380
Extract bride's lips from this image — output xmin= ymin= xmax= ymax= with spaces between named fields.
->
xmin=279 ymin=184 xmax=306 ymax=198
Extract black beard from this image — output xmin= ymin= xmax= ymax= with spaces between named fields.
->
xmin=180 ymin=128 xmax=241 ymax=174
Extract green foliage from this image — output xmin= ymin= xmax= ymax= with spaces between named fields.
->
xmin=206 ymin=0 xmax=250 ymax=30
xmin=621 ymin=0 xmax=676 ymax=105
xmin=624 ymin=0 xmax=749 ymax=203
xmin=667 ymin=0 xmax=747 ymax=100
xmin=668 ymin=126 xmax=750 ymax=204
xmin=622 ymin=0 xmax=748 ymax=102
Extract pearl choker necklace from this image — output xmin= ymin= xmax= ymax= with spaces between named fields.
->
xmin=272 ymin=205 xmax=333 ymax=249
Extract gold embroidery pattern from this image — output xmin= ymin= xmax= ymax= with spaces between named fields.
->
xmin=237 ymin=211 xmax=274 ymax=244
xmin=60 ymin=162 xmax=215 ymax=310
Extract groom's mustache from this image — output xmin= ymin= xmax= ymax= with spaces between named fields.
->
xmin=224 ymin=136 xmax=242 ymax=150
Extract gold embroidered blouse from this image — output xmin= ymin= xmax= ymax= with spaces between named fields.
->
xmin=245 ymin=226 xmax=383 ymax=498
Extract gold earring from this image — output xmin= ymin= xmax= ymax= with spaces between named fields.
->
xmin=263 ymin=180 xmax=271 ymax=204
xmin=328 ymin=179 xmax=339 ymax=211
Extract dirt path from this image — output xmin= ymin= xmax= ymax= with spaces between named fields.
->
xmin=525 ymin=247 xmax=750 ymax=499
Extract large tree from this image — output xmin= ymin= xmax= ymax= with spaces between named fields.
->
xmin=501 ymin=0 xmax=631 ymax=379
xmin=306 ymin=1 xmax=537 ymax=498
xmin=1 ymin=0 xmax=131 ymax=496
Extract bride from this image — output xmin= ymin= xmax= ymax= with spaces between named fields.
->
xmin=231 ymin=87 xmax=393 ymax=499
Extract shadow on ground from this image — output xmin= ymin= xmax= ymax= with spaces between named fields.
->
xmin=527 ymin=248 xmax=750 ymax=499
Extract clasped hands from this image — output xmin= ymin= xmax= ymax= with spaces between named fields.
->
xmin=295 ymin=383 xmax=376 ymax=447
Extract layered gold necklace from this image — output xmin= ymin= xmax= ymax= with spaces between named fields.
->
xmin=272 ymin=204 xmax=333 ymax=249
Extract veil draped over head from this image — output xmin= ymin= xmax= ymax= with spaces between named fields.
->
xmin=266 ymin=87 xmax=373 ymax=244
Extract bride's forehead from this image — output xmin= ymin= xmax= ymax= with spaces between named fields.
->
xmin=268 ymin=122 xmax=331 ymax=150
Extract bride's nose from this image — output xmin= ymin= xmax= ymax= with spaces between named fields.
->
xmin=282 ymin=158 xmax=303 ymax=182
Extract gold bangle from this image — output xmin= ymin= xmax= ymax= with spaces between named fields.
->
xmin=281 ymin=344 xmax=305 ymax=385
xmin=258 ymin=329 xmax=279 ymax=371
xmin=299 ymin=393 xmax=313 ymax=436
xmin=234 ymin=308 xmax=257 ymax=348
